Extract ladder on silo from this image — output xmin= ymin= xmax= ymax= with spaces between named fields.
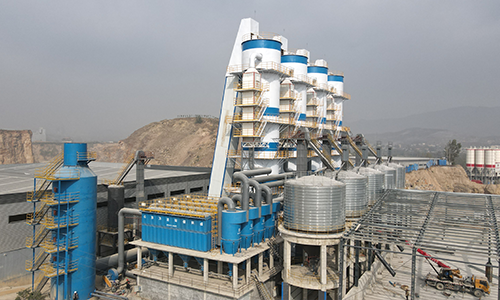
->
xmin=252 ymin=272 xmax=274 ymax=300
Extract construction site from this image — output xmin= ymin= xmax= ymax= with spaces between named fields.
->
xmin=0 ymin=17 xmax=499 ymax=300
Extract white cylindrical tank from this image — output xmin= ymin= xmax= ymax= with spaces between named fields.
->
xmin=337 ymin=171 xmax=368 ymax=218
xmin=328 ymin=74 xmax=345 ymax=130
xmin=475 ymin=148 xmax=485 ymax=172
xmin=466 ymin=148 xmax=475 ymax=173
xmin=358 ymin=167 xmax=385 ymax=205
xmin=308 ymin=60 xmax=328 ymax=130
xmin=241 ymin=38 xmax=282 ymax=174
xmin=496 ymin=148 xmax=500 ymax=176
xmin=281 ymin=52 xmax=308 ymax=125
xmin=485 ymin=149 xmax=495 ymax=173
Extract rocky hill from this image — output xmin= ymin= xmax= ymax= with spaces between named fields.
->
xmin=0 ymin=129 xmax=34 ymax=164
xmin=33 ymin=117 xmax=218 ymax=167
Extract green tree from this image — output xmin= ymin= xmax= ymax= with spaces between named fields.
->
xmin=444 ymin=139 xmax=462 ymax=165
xmin=195 ymin=115 xmax=203 ymax=124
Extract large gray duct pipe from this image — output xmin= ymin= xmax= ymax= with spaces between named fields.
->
xmin=248 ymin=179 xmax=262 ymax=218
xmin=233 ymin=168 xmax=271 ymax=221
xmin=96 ymin=248 xmax=148 ymax=272
xmin=253 ymin=172 xmax=294 ymax=183
xmin=217 ymin=197 xmax=235 ymax=245
xmin=261 ymin=185 xmax=273 ymax=214
xmin=117 ymin=208 xmax=142 ymax=275
xmin=263 ymin=180 xmax=284 ymax=188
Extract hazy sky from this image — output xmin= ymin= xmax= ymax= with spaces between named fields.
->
xmin=1 ymin=1 xmax=499 ymax=141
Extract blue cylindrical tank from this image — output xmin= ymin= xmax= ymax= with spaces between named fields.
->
xmin=221 ymin=210 xmax=246 ymax=255
xmin=264 ymin=201 xmax=281 ymax=239
xmin=241 ymin=207 xmax=258 ymax=249
xmin=50 ymin=143 xmax=97 ymax=300
xmin=254 ymin=205 xmax=270 ymax=244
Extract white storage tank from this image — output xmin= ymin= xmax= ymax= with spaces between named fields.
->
xmin=375 ymin=164 xmax=396 ymax=190
xmin=337 ymin=171 xmax=368 ymax=218
xmin=466 ymin=148 xmax=475 ymax=173
xmin=388 ymin=162 xmax=405 ymax=189
xmin=358 ymin=167 xmax=384 ymax=205
xmin=475 ymin=148 xmax=485 ymax=172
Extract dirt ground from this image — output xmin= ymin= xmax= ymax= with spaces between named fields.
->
xmin=405 ymin=165 xmax=500 ymax=194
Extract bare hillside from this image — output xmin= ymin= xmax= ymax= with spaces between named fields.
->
xmin=0 ymin=129 xmax=34 ymax=164
xmin=34 ymin=117 xmax=218 ymax=167
xmin=405 ymin=165 xmax=500 ymax=194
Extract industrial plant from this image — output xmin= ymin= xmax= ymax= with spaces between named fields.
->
xmin=466 ymin=146 xmax=500 ymax=183
xmin=1 ymin=18 xmax=499 ymax=300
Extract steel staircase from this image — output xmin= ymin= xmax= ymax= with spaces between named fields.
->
xmin=267 ymin=238 xmax=283 ymax=276
xmin=252 ymin=271 xmax=274 ymax=300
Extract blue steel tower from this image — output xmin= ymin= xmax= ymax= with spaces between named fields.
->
xmin=48 ymin=143 xmax=97 ymax=299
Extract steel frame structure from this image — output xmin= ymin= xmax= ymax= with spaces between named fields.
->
xmin=338 ymin=189 xmax=500 ymax=300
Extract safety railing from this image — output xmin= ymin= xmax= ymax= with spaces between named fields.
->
xmin=279 ymin=103 xmax=298 ymax=113
xmin=326 ymin=104 xmax=337 ymax=111
xmin=40 ymin=237 xmax=78 ymax=253
xmin=76 ymin=151 xmax=97 ymax=161
xmin=329 ymin=70 xmax=344 ymax=77
xmin=234 ymin=95 xmax=268 ymax=107
xmin=306 ymin=98 xmax=320 ymax=106
xmin=41 ymin=214 xmax=79 ymax=229
xmin=316 ymin=83 xmax=336 ymax=93
xmin=241 ymin=32 xmax=284 ymax=43
xmin=235 ymin=81 xmax=269 ymax=91
xmin=280 ymin=89 xmax=299 ymax=99
xmin=227 ymin=62 xmax=293 ymax=77
xmin=282 ymin=219 xmax=345 ymax=234
xmin=26 ymin=190 xmax=53 ymax=202
xmin=34 ymin=153 xmax=64 ymax=179
xmin=292 ymin=74 xmax=316 ymax=85
xmin=35 ymin=169 xmax=80 ymax=181
xmin=333 ymin=91 xmax=351 ymax=100
xmin=25 ymin=251 xmax=49 ymax=272
xmin=26 ymin=203 xmax=49 ymax=225
xmin=40 ymin=192 xmax=79 ymax=206
xmin=40 ymin=260 xmax=78 ymax=278
xmin=306 ymin=110 xmax=320 ymax=118
xmin=26 ymin=225 xmax=49 ymax=248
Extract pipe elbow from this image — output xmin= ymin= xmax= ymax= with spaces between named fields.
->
xmin=249 ymin=52 xmax=263 ymax=68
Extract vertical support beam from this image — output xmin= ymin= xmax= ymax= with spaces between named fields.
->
xmin=136 ymin=157 xmax=145 ymax=207
xmin=284 ymin=240 xmax=291 ymax=281
xmin=302 ymin=288 xmax=308 ymax=300
xmin=232 ymin=263 xmax=238 ymax=289
xmin=137 ymin=247 xmax=142 ymax=269
xmin=411 ymin=247 xmax=416 ymax=300
xmin=246 ymin=259 xmax=251 ymax=284
xmin=321 ymin=244 xmax=327 ymax=286
xmin=297 ymin=139 xmax=308 ymax=177
xmin=367 ymin=242 xmax=372 ymax=271
xmin=354 ymin=240 xmax=360 ymax=287
xmin=338 ymin=238 xmax=344 ymax=300
xmin=217 ymin=261 xmax=223 ymax=274
xmin=168 ymin=252 xmax=174 ymax=278
xmin=258 ymin=252 xmax=263 ymax=278
xmin=203 ymin=258 xmax=209 ymax=284
xmin=269 ymin=251 xmax=274 ymax=270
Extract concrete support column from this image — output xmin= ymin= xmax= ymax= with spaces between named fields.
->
xmin=270 ymin=251 xmax=274 ymax=270
xmin=137 ymin=247 xmax=142 ymax=269
xmin=217 ymin=261 xmax=223 ymax=274
xmin=258 ymin=253 xmax=263 ymax=277
xmin=168 ymin=252 xmax=174 ymax=278
xmin=302 ymin=288 xmax=308 ymax=300
xmin=203 ymin=258 xmax=209 ymax=284
xmin=321 ymin=244 xmax=327 ymax=286
xmin=284 ymin=240 xmax=291 ymax=281
xmin=246 ymin=259 xmax=251 ymax=284
xmin=232 ymin=263 xmax=238 ymax=289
